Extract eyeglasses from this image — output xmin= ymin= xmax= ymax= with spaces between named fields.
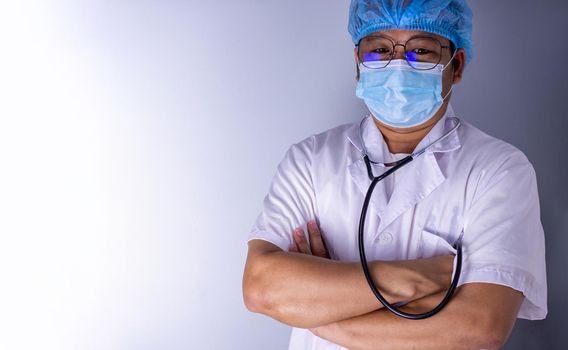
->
xmin=356 ymin=36 xmax=452 ymax=70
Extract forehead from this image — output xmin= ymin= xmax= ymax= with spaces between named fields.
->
xmin=364 ymin=29 xmax=450 ymax=44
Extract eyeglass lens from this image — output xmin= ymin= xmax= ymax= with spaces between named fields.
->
xmin=359 ymin=36 xmax=443 ymax=70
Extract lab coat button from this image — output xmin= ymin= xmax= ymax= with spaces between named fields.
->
xmin=377 ymin=232 xmax=393 ymax=245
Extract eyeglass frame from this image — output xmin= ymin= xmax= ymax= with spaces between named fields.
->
xmin=355 ymin=35 xmax=455 ymax=71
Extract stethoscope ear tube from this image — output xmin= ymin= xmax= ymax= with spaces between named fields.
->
xmin=359 ymin=155 xmax=463 ymax=320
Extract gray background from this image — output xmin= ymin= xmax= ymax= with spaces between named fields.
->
xmin=0 ymin=1 xmax=566 ymax=349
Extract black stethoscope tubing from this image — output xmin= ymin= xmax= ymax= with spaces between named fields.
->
xmin=357 ymin=116 xmax=463 ymax=320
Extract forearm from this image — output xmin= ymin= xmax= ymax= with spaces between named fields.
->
xmin=313 ymin=292 xmax=470 ymax=350
xmin=312 ymin=284 xmax=522 ymax=350
xmin=243 ymin=241 xmax=452 ymax=328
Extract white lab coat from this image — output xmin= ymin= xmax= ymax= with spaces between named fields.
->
xmin=248 ymin=105 xmax=547 ymax=350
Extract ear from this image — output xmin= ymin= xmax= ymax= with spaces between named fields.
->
xmin=354 ymin=47 xmax=360 ymax=81
xmin=451 ymin=48 xmax=467 ymax=84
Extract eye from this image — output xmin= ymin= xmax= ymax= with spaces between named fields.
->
xmin=411 ymin=48 xmax=431 ymax=55
xmin=373 ymin=48 xmax=391 ymax=54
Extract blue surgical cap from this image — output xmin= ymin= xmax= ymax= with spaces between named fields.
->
xmin=348 ymin=0 xmax=473 ymax=61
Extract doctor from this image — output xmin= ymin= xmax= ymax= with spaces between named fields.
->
xmin=243 ymin=1 xmax=547 ymax=349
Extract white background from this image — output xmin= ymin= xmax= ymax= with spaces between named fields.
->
xmin=0 ymin=1 xmax=566 ymax=349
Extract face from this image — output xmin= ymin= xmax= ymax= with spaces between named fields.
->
xmin=354 ymin=29 xmax=467 ymax=98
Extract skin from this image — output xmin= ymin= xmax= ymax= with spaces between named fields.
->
xmin=244 ymin=29 xmax=524 ymax=349
xmin=244 ymin=226 xmax=453 ymax=329
xmin=292 ymin=226 xmax=523 ymax=350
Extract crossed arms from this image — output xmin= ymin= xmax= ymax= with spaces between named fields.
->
xmin=243 ymin=221 xmax=523 ymax=350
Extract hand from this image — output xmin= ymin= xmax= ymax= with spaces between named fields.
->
xmin=290 ymin=220 xmax=330 ymax=259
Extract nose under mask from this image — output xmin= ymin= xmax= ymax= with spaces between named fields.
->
xmin=356 ymin=59 xmax=453 ymax=128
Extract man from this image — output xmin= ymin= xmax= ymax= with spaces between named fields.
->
xmin=243 ymin=1 xmax=547 ymax=349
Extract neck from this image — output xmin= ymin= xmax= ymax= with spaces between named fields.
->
xmin=373 ymin=103 xmax=449 ymax=154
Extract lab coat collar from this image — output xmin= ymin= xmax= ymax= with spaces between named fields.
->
xmin=346 ymin=103 xmax=462 ymax=157
xmin=414 ymin=104 xmax=461 ymax=154
xmin=346 ymin=104 xmax=462 ymax=235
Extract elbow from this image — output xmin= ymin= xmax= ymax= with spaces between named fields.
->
xmin=242 ymin=252 xmax=322 ymax=329
xmin=242 ymin=254 xmax=282 ymax=316
xmin=243 ymin=277 xmax=315 ymax=328
xmin=242 ymin=269 xmax=273 ymax=314
xmin=243 ymin=282 xmax=272 ymax=314
xmin=243 ymin=269 xmax=320 ymax=329
xmin=243 ymin=288 xmax=263 ymax=313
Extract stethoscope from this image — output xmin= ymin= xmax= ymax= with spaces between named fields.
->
xmin=357 ymin=116 xmax=463 ymax=320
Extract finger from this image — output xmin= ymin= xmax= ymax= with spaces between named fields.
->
xmin=293 ymin=228 xmax=311 ymax=255
xmin=289 ymin=243 xmax=299 ymax=253
xmin=307 ymin=221 xmax=330 ymax=258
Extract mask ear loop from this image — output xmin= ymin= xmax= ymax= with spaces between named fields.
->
xmin=442 ymin=48 xmax=458 ymax=72
xmin=441 ymin=48 xmax=458 ymax=100
xmin=442 ymin=84 xmax=454 ymax=100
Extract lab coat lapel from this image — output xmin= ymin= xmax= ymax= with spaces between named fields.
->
xmin=376 ymin=152 xmax=445 ymax=233
xmin=347 ymin=159 xmax=388 ymax=218
xmin=376 ymin=106 xmax=461 ymax=233
xmin=347 ymin=117 xmax=389 ymax=219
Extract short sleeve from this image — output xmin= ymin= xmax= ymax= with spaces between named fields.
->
xmin=247 ymin=136 xmax=317 ymax=251
xmin=460 ymin=150 xmax=547 ymax=320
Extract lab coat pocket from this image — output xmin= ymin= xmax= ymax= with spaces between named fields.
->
xmin=418 ymin=229 xmax=457 ymax=259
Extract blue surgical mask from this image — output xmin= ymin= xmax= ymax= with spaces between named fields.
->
xmin=356 ymin=59 xmax=453 ymax=128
